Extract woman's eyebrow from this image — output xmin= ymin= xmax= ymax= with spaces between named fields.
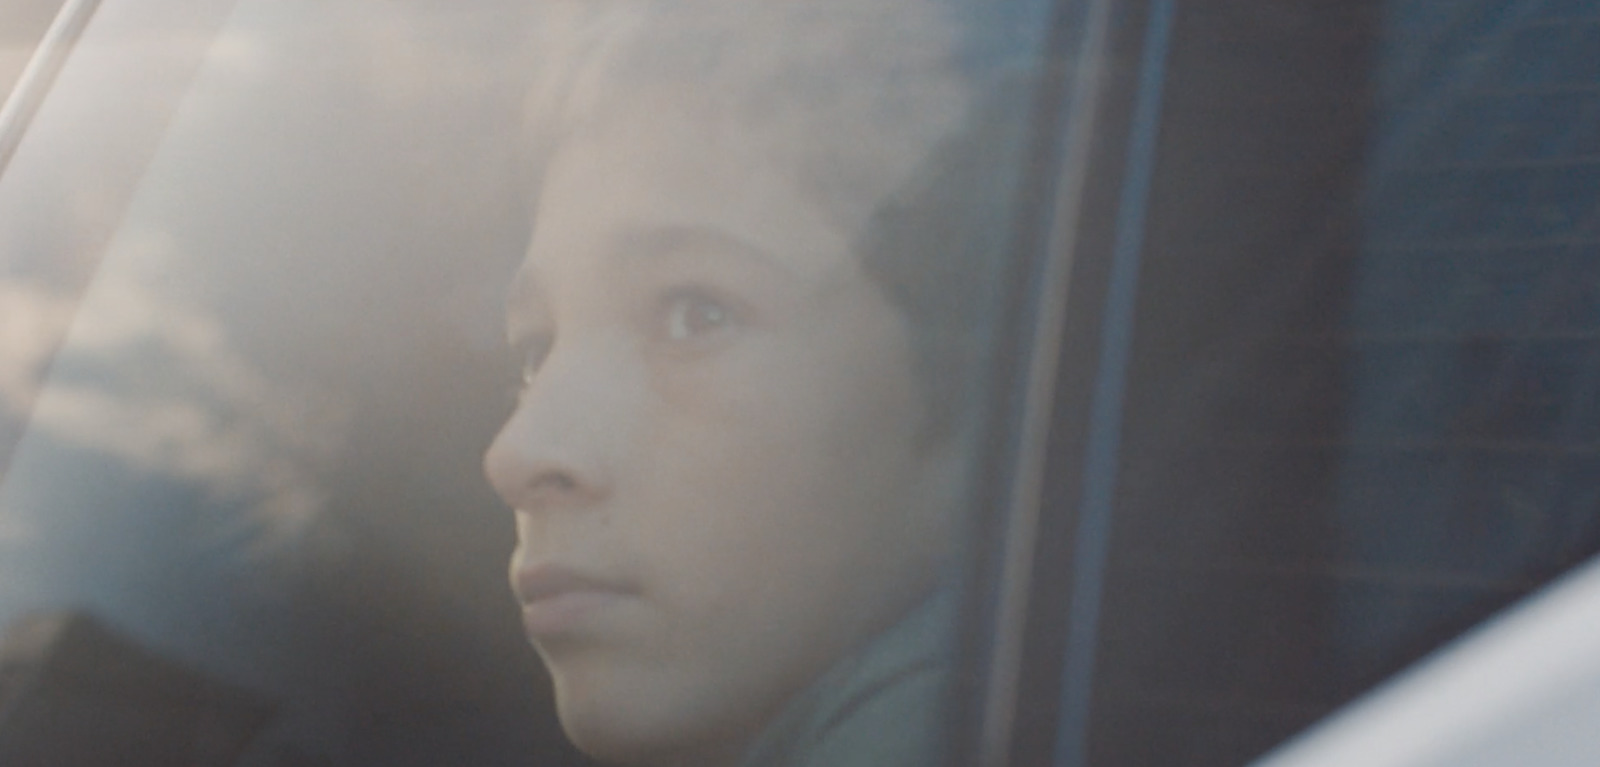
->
xmin=609 ymin=224 xmax=798 ymax=279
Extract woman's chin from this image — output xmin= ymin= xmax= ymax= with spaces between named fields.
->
xmin=551 ymin=673 xmax=745 ymax=767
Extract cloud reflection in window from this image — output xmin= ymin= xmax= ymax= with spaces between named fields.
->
xmin=1 ymin=242 xmax=349 ymax=560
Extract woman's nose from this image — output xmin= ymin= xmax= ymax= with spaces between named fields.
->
xmin=484 ymin=342 xmax=626 ymax=513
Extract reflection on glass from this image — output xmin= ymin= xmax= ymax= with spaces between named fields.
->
xmin=2 ymin=0 xmax=1055 ymax=762
xmin=486 ymin=1 xmax=1042 ymax=765
xmin=0 ymin=228 xmax=349 ymax=650
xmin=0 ymin=1 xmax=541 ymax=761
xmin=0 ymin=2 xmax=71 ymax=106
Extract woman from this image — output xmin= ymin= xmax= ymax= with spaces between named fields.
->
xmin=484 ymin=1 xmax=1024 ymax=764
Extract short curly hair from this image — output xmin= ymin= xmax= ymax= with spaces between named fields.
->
xmin=521 ymin=0 xmax=1027 ymax=438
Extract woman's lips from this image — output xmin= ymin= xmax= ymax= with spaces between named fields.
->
xmin=514 ymin=564 xmax=636 ymax=637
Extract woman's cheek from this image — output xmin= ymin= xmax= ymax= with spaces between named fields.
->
xmin=645 ymin=329 xmax=803 ymax=423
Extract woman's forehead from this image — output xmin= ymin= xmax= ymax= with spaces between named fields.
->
xmin=530 ymin=86 xmax=967 ymax=282
xmin=517 ymin=111 xmax=856 ymax=296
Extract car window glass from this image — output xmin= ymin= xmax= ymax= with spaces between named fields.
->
xmin=0 ymin=0 xmax=70 ymax=106
xmin=0 ymin=1 xmax=1073 ymax=765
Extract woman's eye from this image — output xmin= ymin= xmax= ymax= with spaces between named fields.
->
xmin=661 ymin=290 xmax=735 ymax=342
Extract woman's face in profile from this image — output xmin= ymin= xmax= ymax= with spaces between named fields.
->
xmin=483 ymin=95 xmax=959 ymax=765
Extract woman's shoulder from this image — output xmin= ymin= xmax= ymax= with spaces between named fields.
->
xmin=740 ymin=591 xmax=956 ymax=767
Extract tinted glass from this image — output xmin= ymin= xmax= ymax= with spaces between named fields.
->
xmin=0 ymin=1 xmax=1073 ymax=765
xmin=1017 ymin=2 xmax=1600 ymax=765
